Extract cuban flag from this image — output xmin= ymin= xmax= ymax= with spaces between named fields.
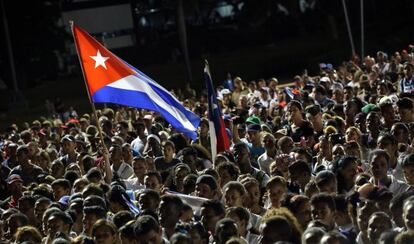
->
xmin=71 ymin=23 xmax=200 ymax=139
xmin=204 ymin=61 xmax=230 ymax=160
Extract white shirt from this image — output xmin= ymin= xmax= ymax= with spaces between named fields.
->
xmin=257 ymin=152 xmax=274 ymax=175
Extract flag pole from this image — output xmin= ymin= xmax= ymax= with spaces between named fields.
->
xmin=70 ymin=21 xmax=113 ymax=183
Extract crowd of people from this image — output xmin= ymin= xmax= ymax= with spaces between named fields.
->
xmin=1 ymin=45 xmax=414 ymax=244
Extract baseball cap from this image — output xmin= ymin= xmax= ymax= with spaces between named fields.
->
xmin=361 ymin=104 xmax=377 ymax=114
xmin=247 ymin=124 xmax=261 ymax=132
xmin=58 ymin=195 xmax=70 ymax=206
xmin=7 ymin=174 xmax=23 ymax=185
xmin=196 ymin=174 xmax=218 ymax=190
xmin=61 ymin=135 xmax=75 ymax=143
xmin=221 ymin=89 xmax=231 ymax=96
xmin=246 ymin=115 xmax=261 ymax=125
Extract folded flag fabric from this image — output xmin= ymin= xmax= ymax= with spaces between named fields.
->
xmin=204 ymin=61 xmax=230 ymax=160
xmin=71 ymin=23 xmax=200 ymax=139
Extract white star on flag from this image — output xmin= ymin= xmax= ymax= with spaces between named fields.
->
xmin=90 ymin=50 xmax=109 ymax=69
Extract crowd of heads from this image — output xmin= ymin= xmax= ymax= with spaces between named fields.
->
xmin=1 ymin=46 xmax=414 ymax=244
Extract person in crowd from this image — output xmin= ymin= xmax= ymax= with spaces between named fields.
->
xmin=1 ymin=43 xmax=414 ymax=244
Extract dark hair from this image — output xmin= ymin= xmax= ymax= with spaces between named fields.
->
xmin=310 ymin=193 xmax=336 ymax=212
xmin=8 ymin=212 xmax=29 ymax=226
xmin=49 ymin=211 xmax=74 ymax=225
xmin=201 ymin=200 xmax=225 ymax=217
xmin=402 ymin=154 xmax=414 ymax=168
xmin=368 ymin=149 xmax=390 ymax=166
xmin=134 ymin=215 xmax=160 ymax=236
xmin=83 ymin=206 xmax=107 ymax=219
xmin=321 ymin=231 xmax=350 ymax=244
xmin=84 ymin=195 xmax=107 ymax=210
xmin=119 ymin=220 xmax=135 ymax=239
xmin=287 ymin=195 xmax=310 ymax=215
xmin=160 ymin=195 xmax=183 ymax=212
xmin=223 ymin=181 xmax=246 ymax=196
xmin=170 ymin=233 xmax=192 ymax=244
xmin=226 ymin=207 xmax=250 ymax=223
xmin=64 ymin=170 xmax=80 ymax=187
xmin=288 ymin=100 xmax=303 ymax=111
xmin=51 ymin=179 xmax=71 ymax=190
xmin=332 ymin=156 xmax=357 ymax=193
xmin=291 ymin=148 xmax=313 ymax=163
xmin=112 ymin=211 xmax=134 ymax=229
xmin=144 ymin=171 xmax=162 ymax=184
xmin=18 ymin=195 xmax=36 ymax=207
xmin=85 ymin=168 xmax=103 ymax=181
xmin=107 ymin=185 xmax=131 ymax=211
xmin=333 ymin=195 xmax=348 ymax=214
xmin=288 ymin=160 xmax=311 ymax=175
xmin=216 ymin=162 xmax=240 ymax=181
xmin=92 ymin=219 xmax=117 ymax=237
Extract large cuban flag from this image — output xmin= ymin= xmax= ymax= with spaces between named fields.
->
xmin=71 ymin=23 xmax=200 ymax=139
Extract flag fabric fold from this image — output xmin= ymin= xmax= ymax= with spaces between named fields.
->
xmin=71 ymin=23 xmax=200 ymax=139
xmin=204 ymin=61 xmax=230 ymax=160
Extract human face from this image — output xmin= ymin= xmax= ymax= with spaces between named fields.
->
xmin=224 ymin=188 xmax=243 ymax=208
xmin=133 ymin=159 xmax=147 ymax=178
xmin=83 ymin=213 xmax=99 ymax=235
xmin=345 ymin=128 xmax=359 ymax=142
xmin=159 ymin=200 xmax=180 ymax=228
xmin=144 ymin=175 xmax=161 ymax=192
xmin=94 ymin=226 xmax=116 ymax=244
xmin=311 ymin=202 xmax=335 ymax=228
xmin=218 ymin=169 xmax=232 ymax=188
xmin=404 ymin=165 xmax=414 ymax=185
xmin=404 ymin=202 xmax=414 ymax=231
xmin=110 ymin=147 xmax=122 ymax=163
xmin=227 ymin=213 xmax=246 ymax=236
xmin=340 ymin=160 xmax=358 ymax=186
xmin=195 ymin=183 xmax=214 ymax=199
xmin=287 ymin=105 xmax=302 ymax=124
xmin=201 ymin=207 xmax=222 ymax=233
xmin=295 ymin=201 xmax=312 ymax=228
xmin=370 ymin=155 xmax=388 ymax=181
xmin=62 ymin=141 xmax=76 ymax=154
xmin=318 ymin=179 xmax=337 ymax=194
xmin=122 ymin=146 xmax=133 ymax=162
xmin=245 ymin=184 xmax=260 ymax=208
xmin=48 ymin=216 xmax=67 ymax=237
xmin=35 ymin=201 xmax=50 ymax=222
xmin=366 ymin=113 xmax=380 ymax=133
xmin=367 ymin=215 xmax=392 ymax=244
xmin=163 ymin=145 xmax=174 ymax=159
xmin=267 ymin=184 xmax=286 ymax=208
xmin=247 ymin=131 xmax=260 ymax=144
xmin=138 ymin=193 xmax=158 ymax=212
xmin=357 ymin=202 xmax=378 ymax=234
xmin=262 ymin=135 xmax=275 ymax=150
